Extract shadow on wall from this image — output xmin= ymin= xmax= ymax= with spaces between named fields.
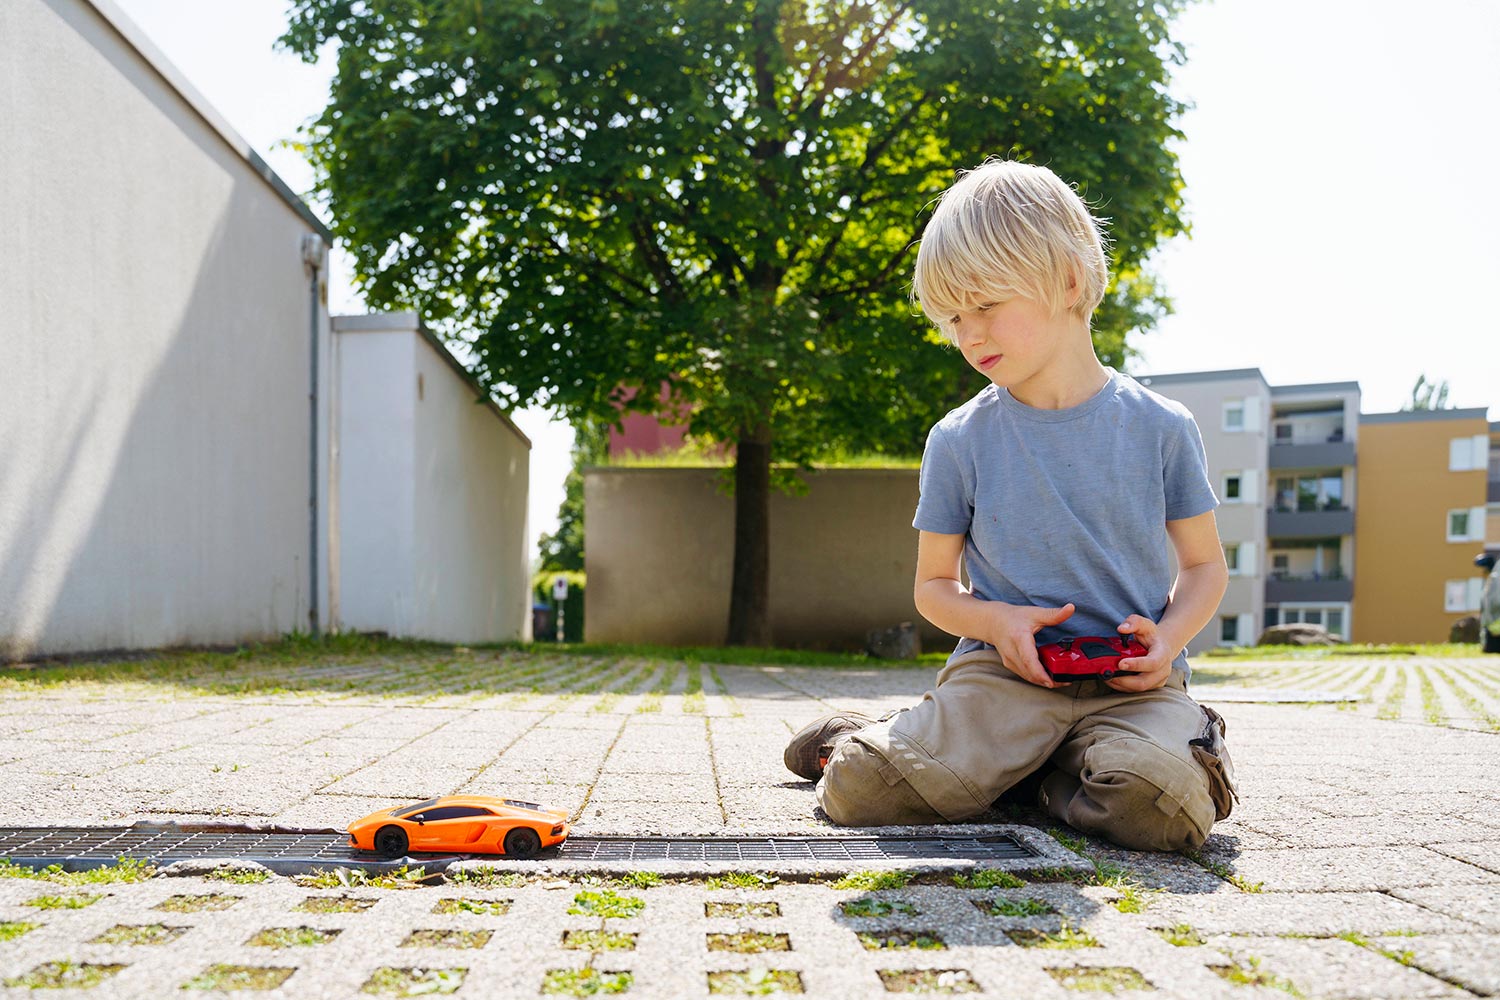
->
xmin=0 ymin=0 xmax=318 ymax=659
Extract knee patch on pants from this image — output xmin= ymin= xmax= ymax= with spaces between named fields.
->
xmin=1076 ymin=737 xmax=1215 ymax=851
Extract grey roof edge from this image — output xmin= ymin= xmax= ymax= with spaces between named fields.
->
xmin=332 ymin=313 xmax=532 ymax=449
xmin=84 ymin=0 xmax=335 ymax=244
xmin=1271 ymin=381 xmax=1362 ymax=396
xmin=1362 ymin=407 xmax=1490 ymax=424
xmin=1129 ymin=367 xmax=1269 ymax=387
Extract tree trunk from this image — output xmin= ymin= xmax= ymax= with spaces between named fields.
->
xmin=726 ymin=426 xmax=773 ymax=647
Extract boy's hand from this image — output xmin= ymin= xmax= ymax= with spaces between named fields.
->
xmin=1107 ymin=615 xmax=1173 ymax=691
xmin=991 ymin=602 xmax=1075 ymax=688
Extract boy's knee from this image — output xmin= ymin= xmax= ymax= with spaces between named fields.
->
xmin=1055 ymin=739 xmax=1215 ymax=851
xmin=816 ymin=740 xmax=943 ymax=828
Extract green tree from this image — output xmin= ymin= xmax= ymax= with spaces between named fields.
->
xmin=1404 ymin=374 xmax=1451 ymax=411
xmin=537 ymin=420 xmax=609 ymax=573
xmin=280 ymin=0 xmax=1194 ymax=645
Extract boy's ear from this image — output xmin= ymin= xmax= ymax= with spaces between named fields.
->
xmin=1064 ymin=265 xmax=1084 ymax=310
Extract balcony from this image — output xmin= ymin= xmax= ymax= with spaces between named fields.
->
xmin=1268 ymin=506 xmax=1355 ymax=539
xmin=1269 ymin=440 xmax=1356 ymax=470
xmin=1265 ymin=573 xmax=1354 ymax=604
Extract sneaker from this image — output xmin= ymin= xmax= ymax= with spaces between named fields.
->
xmin=783 ymin=711 xmax=876 ymax=780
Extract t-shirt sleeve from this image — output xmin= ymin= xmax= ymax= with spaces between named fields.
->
xmin=1163 ymin=410 xmax=1220 ymax=521
xmin=912 ymin=422 xmax=973 ymax=535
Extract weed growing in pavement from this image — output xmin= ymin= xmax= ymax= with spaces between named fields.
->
xmin=856 ymin=929 xmax=946 ymax=950
xmin=295 ymin=866 xmax=429 ymax=890
xmin=1154 ymin=923 xmax=1206 ymax=947
xmin=1415 ymin=666 xmax=1445 ymax=725
xmin=1046 ymin=829 xmax=1160 ymax=910
xmin=360 ymin=967 xmax=466 ymax=996
xmin=203 ymin=866 xmax=270 ymax=884
xmin=0 ymin=856 xmax=153 ymax=884
xmin=24 ymin=893 xmax=104 ymax=909
xmin=568 ymin=889 xmax=645 ymax=918
xmin=972 ymin=897 xmax=1054 ymax=918
xmin=708 ymin=969 xmax=805 ymax=995
xmin=707 ymin=930 xmax=793 ymax=953
xmin=4 ymin=961 xmax=126 ymax=990
xmin=706 ymin=901 xmax=781 ymax=918
xmin=295 ymin=895 xmax=377 ymax=913
xmin=1180 ymin=850 xmax=1264 ymax=893
xmin=1006 ymin=922 xmax=1099 ymax=949
xmin=876 ymin=969 xmax=978 ymax=994
xmin=1045 ymin=966 xmax=1150 ymax=991
xmin=89 ymin=924 xmax=188 ymax=946
xmin=705 ymin=872 xmax=779 ymax=890
xmin=182 ymin=965 xmax=294 ymax=991
xmin=1210 ymin=957 xmax=1303 ymax=996
xmin=399 ymin=928 xmax=492 ymax=949
xmin=949 ymin=870 xmax=1025 ymax=889
xmin=154 ymin=893 xmax=241 ymax=912
xmin=247 ymin=926 xmax=341 ymax=948
xmin=446 ymin=867 xmax=526 ymax=889
xmin=561 ymin=929 xmax=637 ymax=951
xmin=578 ymin=871 xmax=662 ymax=891
xmin=541 ymin=969 xmax=633 ymax=996
xmin=831 ymin=870 xmax=912 ymax=891
xmin=1337 ymin=931 xmax=1418 ymax=968
xmin=842 ymin=898 xmax=919 ymax=918
xmin=0 ymin=921 xmax=40 ymax=942
xmin=1377 ymin=669 xmax=1408 ymax=721
xmin=433 ymin=897 xmax=511 ymax=916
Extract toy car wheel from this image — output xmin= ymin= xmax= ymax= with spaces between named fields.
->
xmin=503 ymin=827 xmax=542 ymax=859
xmin=374 ymin=826 xmax=408 ymax=859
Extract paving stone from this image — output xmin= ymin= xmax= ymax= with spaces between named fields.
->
xmin=1213 ymin=936 xmax=1472 ymax=999
xmin=1240 ymin=815 xmax=1498 ymax=848
xmin=1374 ymin=932 xmax=1500 ymax=995
xmin=1392 ymin=886 xmax=1500 ymax=932
xmin=1147 ymin=891 xmax=1479 ymax=936
xmin=1427 ymin=840 xmax=1500 ymax=876
xmin=1225 ymin=846 xmax=1500 ymax=892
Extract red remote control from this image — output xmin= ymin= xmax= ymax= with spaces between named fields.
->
xmin=1037 ymin=636 xmax=1148 ymax=681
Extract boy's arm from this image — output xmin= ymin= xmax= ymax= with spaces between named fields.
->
xmin=913 ymin=530 xmax=1073 ymax=689
xmin=1108 ymin=509 xmax=1230 ymax=692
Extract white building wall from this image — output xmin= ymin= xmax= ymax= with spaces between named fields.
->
xmin=335 ymin=315 xmax=532 ymax=643
xmin=0 ymin=0 xmax=332 ymax=658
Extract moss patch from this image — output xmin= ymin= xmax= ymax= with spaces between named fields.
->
xmin=447 ymin=867 xmax=526 ymax=888
xmin=856 ymin=930 xmax=945 ymax=951
xmin=1153 ymin=924 xmax=1205 ymax=947
xmin=706 ymin=901 xmax=781 ymax=918
xmin=4 ymin=962 xmax=125 ymax=990
xmin=876 ymin=969 xmax=980 ymax=993
xmin=399 ymin=928 xmax=492 ymax=949
xmin=707 ymin=931 xmax=792 ymax=953
xmin=1210 ymin=958 xmax=1302 ymax=995
xmin=541 ymin=969 xmax=633 ymax=996
xmin=705 ymin=872 xmax=779 ymax=890
xmin=1045 ymin=967 xmax=1151 ymax=992
xmin=972 ymin=897 xmax=1055 ymax=918
xmin=707 ymin=969 xmax=804 ymax=994
xmin=949 ymin=870 xmax=1025 ymax=889
xmin=360 ymin=967 xmax=466 ymax=996
xmin=24 ymin=893 xmax=104 ymax=909
xmin=0 ymin=857 xmax=154 ymax=885
xmin=562 ymin=929 xmax=637 ymax=951
xmin=433 ymin=897 xmax=511 ymax=916
xmin=154 ymin=893 xmax=241 ymax=913
xmin=831 ymin=871 xmax=912 ymax=891
xmin=89 ymin=923 xmax=188 ymax=946
xmin=204 ymin=867 xmax=271 ymax=884
xmin=841 ymin=898 xmax=919 ymax=918
xmin=247 ymin=926 xmax=341 ymax=948
xmin=0 ymin=920 xmax=41 ymax=942
xmin=181 ymin=965 xmax=294 ymax=991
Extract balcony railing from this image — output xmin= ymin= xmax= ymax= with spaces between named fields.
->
xmin=1269 ymin=439 xmax=1357 ymax=470
xmin=1267 ymin=506 xmax=1355 ymax=539
xmin=1265 ymin=574 xmax=1354 ymax=604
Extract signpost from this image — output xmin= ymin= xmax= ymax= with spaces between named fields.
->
xmin=551 ymin=576 xmax=570 ymax=642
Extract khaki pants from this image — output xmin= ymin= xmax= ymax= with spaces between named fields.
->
xmin=815 ymin=648 xmax=1236 ymax=851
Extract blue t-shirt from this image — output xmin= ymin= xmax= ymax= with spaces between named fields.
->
xmin=913 ymin=369 xmax=1218 ymax=673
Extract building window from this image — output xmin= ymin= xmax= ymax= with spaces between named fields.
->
xmin=1223 ymin=402 xmax=1245 ymax=432
xmin=1450 ymin=435 xmax=1489 ymax=471
xmin=1274 ymin=422 xmax=1293 ymax=442
xmin=1220 ymin=616 xmax=1239 ymax=644
xmin=1224 ymin=544 xmax=1240 ymax=573
xmin=1278 ymin=604 xmax=1350 ymax=640
xmin=1276 ymin=474 xmax=1345 ymax=513
xmin=1445 ymin=579 xmax=1483 ymax=613
xmin=1224 ymin=475 xmax=1242 ymax=502
xmin=1447 ymin=507 xmax=1486 ymax=542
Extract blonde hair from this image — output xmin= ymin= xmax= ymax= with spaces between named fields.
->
xmin=912 ymin=160 xmax=1110 ymax=342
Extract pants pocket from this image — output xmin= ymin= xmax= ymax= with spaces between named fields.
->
xmin=1189 ymin=703 xmax=1238 ymax=821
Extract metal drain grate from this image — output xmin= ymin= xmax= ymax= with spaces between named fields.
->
xmin=0 ymin=828 xmax=1034 ymax=870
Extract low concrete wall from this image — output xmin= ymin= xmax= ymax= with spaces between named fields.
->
xmin=584 ymin=468 xmax=956 ymax=651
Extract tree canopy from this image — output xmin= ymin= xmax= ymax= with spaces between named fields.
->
xmin=281 ymin=0 xmax=1195 ymax=642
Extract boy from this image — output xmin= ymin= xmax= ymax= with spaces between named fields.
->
xmin=783 ymin=160 xmax=1236 ymax=851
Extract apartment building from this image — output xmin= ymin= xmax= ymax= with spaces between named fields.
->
xmin=1139 ymin=368 xmax=1490 ymax=648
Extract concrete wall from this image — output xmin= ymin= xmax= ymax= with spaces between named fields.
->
xmin=0 ymin=0 xmax=333 ymax=658
xmin=585 ymin=468 xmax=955 ymax=651
xmin=334 ymin=315 xmax=532 ymax=643
xmin=1354 ymin=411 xmax=1491 ymax=643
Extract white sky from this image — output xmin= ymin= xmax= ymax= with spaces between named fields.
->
xmin=108 ymin=0 xmax=1500 ymax=556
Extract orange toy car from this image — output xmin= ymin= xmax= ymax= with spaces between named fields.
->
xmin=348 ymin=795 xmax=570 ymax=859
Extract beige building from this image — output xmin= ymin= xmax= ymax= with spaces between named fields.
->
xmin=1354 ymin=410 xmax=1491 ymax=644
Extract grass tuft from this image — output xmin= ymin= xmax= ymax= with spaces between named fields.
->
xmin=830 ymin=870 xmax=912 ymax=891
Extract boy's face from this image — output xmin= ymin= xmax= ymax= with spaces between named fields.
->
xmin=950 ymin=296 xmax=1073 ymax=390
